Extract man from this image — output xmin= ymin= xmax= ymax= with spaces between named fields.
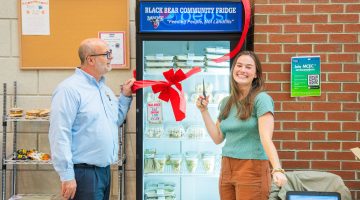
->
xmin=49 ymin=38 xmax=134 ymax=200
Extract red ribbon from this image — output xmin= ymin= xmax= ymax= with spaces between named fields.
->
xmin=132 ymin=67 xmax=201 ymax=121
xmin=212 ymin=0 xmax=251 ymax=63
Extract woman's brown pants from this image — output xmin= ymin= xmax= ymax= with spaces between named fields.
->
xmin=219 ymin=157 xmax=271 ymax=200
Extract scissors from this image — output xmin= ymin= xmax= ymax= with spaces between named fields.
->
xmin=201 ymin=78 xmax=206 ymax=105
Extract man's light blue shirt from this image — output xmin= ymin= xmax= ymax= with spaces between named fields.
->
xmin=49 ymin=68 xmax=132 ymax=181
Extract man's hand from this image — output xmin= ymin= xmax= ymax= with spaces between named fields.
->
xmin=61 ymin=179 xmax=77 ymax=200
xmin=121 ymin=78 xmax=135 ymax=97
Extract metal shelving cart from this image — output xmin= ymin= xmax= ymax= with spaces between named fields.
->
xmin=2 ymin=81 xmax=127 ymax=200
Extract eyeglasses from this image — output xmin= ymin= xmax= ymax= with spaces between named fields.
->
xmin=89 ymin=49 xmax=112 ymax=59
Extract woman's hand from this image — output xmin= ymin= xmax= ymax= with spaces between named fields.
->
xmin=272 ymin=172 xmax=287 ymax=187
xmin=196 ymin=96 xmax=209 ymax=112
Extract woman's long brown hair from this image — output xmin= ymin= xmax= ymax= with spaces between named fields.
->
xmin=218 ymin=51 xmax=264 ymax=121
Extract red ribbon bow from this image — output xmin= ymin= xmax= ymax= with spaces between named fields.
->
xmin=132 ymin=67 xmax=201 ymax=121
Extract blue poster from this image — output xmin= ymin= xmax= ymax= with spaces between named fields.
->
xmin=139 ymin=2 xmax=243 ymax=32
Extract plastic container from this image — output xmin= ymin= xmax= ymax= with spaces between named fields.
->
xmin=185 ymin=151 xmax=198 ymax=173
xmin=201 ymin=152 xmax=216 ymax=173
xmin=169 ymin=154 xmax=182 ymax=173
xmin=166 ymin=123 xmax=185 ymax=138
xmin=154 ymin=154 xmax=166 ymax=173
xmin=186 ymin=125 xmax=205 ymax=139
xmin=146 ymin=124 xmax=164 ymax=138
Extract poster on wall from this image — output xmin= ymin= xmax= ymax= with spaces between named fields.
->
xmin=291 ymin=56 xmax=321 ymax=97
xmin=99 ymin=32 xmax=127 ymax=69
xmin=21 ymin=0 xmax=50 ymax=35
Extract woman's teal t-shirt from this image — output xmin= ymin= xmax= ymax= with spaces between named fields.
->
xmin=219 ymin=92 xmax=274 ymax=160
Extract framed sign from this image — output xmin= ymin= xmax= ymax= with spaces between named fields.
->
xmin=291 ymin=56 xmax=321 ymax=97
xmin=99 ymin=31 xmax=126 ymax=69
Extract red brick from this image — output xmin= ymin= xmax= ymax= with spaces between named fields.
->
xmin=332 ymin=0 xmax=360 ymax=2
xmin=282 ymin=102 xmax=311 ymax=110
xmin=271 ymin=0 xmax=299 ymax=3
xmin=255 ymin=44 xmax=282 ymax=53
xmin=299 ymin=34 xmax=328 ymax=43
xmin=312 ymin=102 xmax=341 ymax=111
xmin=273 ymin=131 xmax=296 ymax=140
xmin=315 ymin=4 xmax=344 ymax=13
xmin=297 ymin=151 xmax=325 ymax=160
xmin=254 ymin=34 xmax=268 ymax=43
xmin=343 ymin=84 xmax=360 ymax=92
xmin=328 ymin=73 xmax=358 ymax=82
xmin=312 ymin=122 xmax=341 ymax=131
xmin=344 ymin=44 xmax=360 ymax=52
xmin=330 ymin=34 xmax=358 ymax=43
xmin=269 ymin=93 xmax=293 ymax=101
xmin=269 ymin=34 xmax=297 ymax=43
xmin=301 ymin=0 xmax=329 ymax=3
xmin=329 ymin=170 xmax=355 ymax=180
xmin=298 ymin=132 xmax=325 ymax=140
xmin=275 ymin=112 xmax=296 ymax=120
xmin=328 ymin=93 xmax=357 ymax=101
xmin=284 ymin=25 xmax=313 ymax=33
xmin=322 ymin=83 xmax=341 ymax=91
xmin=344 ymin=181 xmax=360 ymax=190
xmin=297 ymin=112 xmax=325 ymax=121
xmin=312 ymin=161 xmax=340 ymax=170
xmin=314 ymin=24 xmax=343 ymax=33
xmin=285 ymin=5 xmax=314 ymax=13
xmin=331 ymin=14 xmax=359 ymax=23
xmin=284 ymin=44 xmax=312 ymax=52
xmin=345 ymin=24 xmax=360 ymax=32
xmin=342 ymin=162 xmax=360 ymax=171
xmin=283 ymin=122 xmax=311 ymax=130
xmin=278 ymin=151 xmax=295 ymax=159
xmin=269 ymin=15 xmax=297 ymax=23
xmin=343 ymin=122 xmax=360 ymax=131
xmin=344 ymin=64 xmax=360 ymax=72
xmin=328 ymin=54 xmax=357 ymax=62
xmin=256 ymin=5 xmax=284 ymax=14
xmin=268 ymin=54 xmax=294 ymax=62
xmin=321 ymin=63 xmax=342 ymax=72
xmin=328 ymin=132 xmax=357 ymax=141
xmin=327 ymin=152 xmax=355 ymax=160
xmin=255 ymin=25 xmax=282 ymax=33
xmin=254 ymin=15 xmax=268 ymax=24
xmin=346 ymin=4 xmax=360 ymax=12
xmin=342 ymin=142 xmax=360 ymax=150
xmin=268 ymin=72 xmax=290 ymax=81
xmin=313 ymin=142 xmax=341 ymax=150
xmin=282 ymin=161 xmax=310 ymax=169
xmin=314 ymin=44 xmax=342 ymax=52
xmin=328 ymin=112 xmax=357 ymax=121
xmin=264 ymin=82 xmax=282 ymax=91
xmin=296 ymin=95 xmax=326 ymax=102
xmin=300 ymin=15 xmax=328 ymax=23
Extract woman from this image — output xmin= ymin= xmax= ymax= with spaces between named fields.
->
xmin=196 ymin=51 xmax=287 ymax=200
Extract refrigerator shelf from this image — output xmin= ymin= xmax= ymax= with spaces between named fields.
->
xmin=143 ymin=68 xmax=230 ymax=76
xmin=9 ymin=194 xmax=61 ymax=200
xmin=144 ymin=137 xmax=213 ymax=142
xmin=144 ymin=158 xmax=221 ymax=177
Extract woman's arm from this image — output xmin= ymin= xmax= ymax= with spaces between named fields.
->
xmin=258 ymin=112 xmax=287 ymax=187
xmin=197 ymin=97 xmax=224 ymax=144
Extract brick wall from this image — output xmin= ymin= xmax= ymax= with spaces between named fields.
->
xmin=254 ymin=0 xmax=360 ymax=199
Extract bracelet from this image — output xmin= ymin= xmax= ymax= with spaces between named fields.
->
xmin=271 ymin=168 xmax=285 ymax=174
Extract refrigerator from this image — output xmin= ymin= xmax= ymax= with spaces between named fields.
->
xmin=136 ymin=1 xmax=253 ymax=199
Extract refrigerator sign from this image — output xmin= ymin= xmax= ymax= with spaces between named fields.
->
xmin=139 ymin=2 xmax=243 ymax=32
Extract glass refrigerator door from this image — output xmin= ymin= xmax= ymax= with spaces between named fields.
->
xmin=142 ymin=40 xmax=230 ymax=200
